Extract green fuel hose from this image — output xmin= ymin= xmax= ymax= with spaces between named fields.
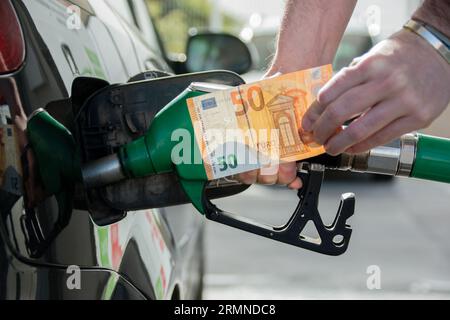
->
xmin=319 ymin=132 xmax=450 ymax=184
xmin=412 ymin=134 xmax=450 ymax=183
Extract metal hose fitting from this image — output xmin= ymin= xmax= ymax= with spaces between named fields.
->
xmin=337 ymin=133 xmax=418 ymax=177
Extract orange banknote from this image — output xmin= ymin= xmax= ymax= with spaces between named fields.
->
xmin=187 ymin=64 xmax=333 ymax=180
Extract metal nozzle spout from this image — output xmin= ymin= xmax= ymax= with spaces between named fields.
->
xmin=82 ymin=154 xmax=126 ymax=189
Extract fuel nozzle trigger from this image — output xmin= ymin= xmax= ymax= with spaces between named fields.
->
xmin=293 ymin=163 xmax=355 ymax=255
xmin=195 ymin=163 xmax=355 ymax=255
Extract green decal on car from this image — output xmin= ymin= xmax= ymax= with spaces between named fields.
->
xmin=84 ymin=47 xmax=106 ymax=79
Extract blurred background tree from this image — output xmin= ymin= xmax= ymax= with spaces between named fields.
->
xmin=146 ymin=0 xmax=243 ymax=54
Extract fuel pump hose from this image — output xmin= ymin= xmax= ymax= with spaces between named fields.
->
xmin=313 ymin=133 xmax=450 ymax=184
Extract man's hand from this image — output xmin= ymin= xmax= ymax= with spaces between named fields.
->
xmin=234 ymin=0 xmax=355 ymax=190
xmin=302 ymin=29 xmax=450 ymax=155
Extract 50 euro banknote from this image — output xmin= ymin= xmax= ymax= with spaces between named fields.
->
xmin=186 ymin=64 xmax=333 ymax=180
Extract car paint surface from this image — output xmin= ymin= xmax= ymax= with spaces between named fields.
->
xmin=0 ymin=0 xmax=204 ymax=300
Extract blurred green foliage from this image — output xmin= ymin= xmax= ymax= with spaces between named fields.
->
xmin=146 ymin=0 xmax=242 ymax=54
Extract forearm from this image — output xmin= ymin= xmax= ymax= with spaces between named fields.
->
xmin=413 ymin=0 xmax=450 ymax=37
xmin=269 ymin=0 xmax=356 ymax=74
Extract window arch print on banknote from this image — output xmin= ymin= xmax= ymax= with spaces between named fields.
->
xmin=281 ymin=88 xmax=312 ymax=151
xmin=267 ymin=94 xmax=304 ymax=157
xmin=284 ymin=88 xmax=308 ymax=115
xmin=278 ymin=116 xmax=296 ymax=146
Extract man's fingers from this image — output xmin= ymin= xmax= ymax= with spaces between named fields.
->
xmin=303 ymin=58 xmax=385 ymax=134
xmin=317 ymin=65 xmax=369 ymax=106
xmin=236 ymin=162 xmax=300 ymax=188
xmin=324 ymin=98 xmax=405 ymax=155
xmin=257 ymin=162 xmax=298 ymax=185
xmin=278 ymin=163 xmax=302 ymax=189
xmin=275 ymin=162 xmax=298 ymax=185
xmin=287 ymin=177 xmax=302 ymax=190
xmin=346 ymin=116 xmax=419 ymax=154
xmin=310 ymin=80 xmax=392 ymax=145
xmin=302 ymin=100 xmax=326 ymax=132
xmin=237 ymin=170 xmax=258 ymax=185
xmin=256 ymin=170 xmax=278 ymax=185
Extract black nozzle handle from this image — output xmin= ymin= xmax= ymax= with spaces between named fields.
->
xmin=202 ymin=163 xmax=355 ymax=255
